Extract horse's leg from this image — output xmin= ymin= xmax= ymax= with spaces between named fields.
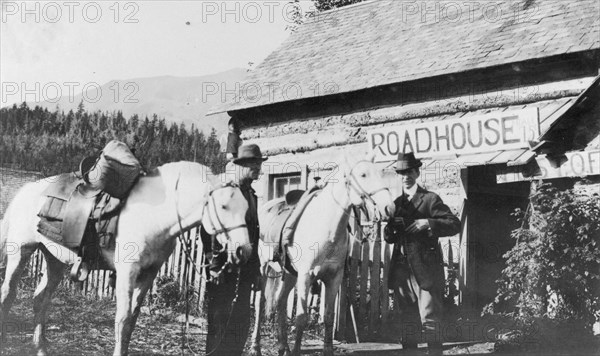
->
xmin=128 ymin=265 xmax=160 ymax=340
xmin=113 ymin=263 xmax=139 ymax=356
xmin=113 ymin=264 xmax=159 ymax=356
xmin=249 ymin=272 xmax=267 ymax=356
xmin=1 ymin=242 xmax=36 ymax=340
xmin=32 ymin=249 xmax=65 ymax=356
xmin=276 ymin=275 xmax=296 ymax=356
xmin=291 ymin=273 xmax=312 ymax=356
xmin=322 ymin=271 xmax=343 ymax=356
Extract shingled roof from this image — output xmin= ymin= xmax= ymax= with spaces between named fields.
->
xmin=216 ymin=0 xmax=600 ymax=113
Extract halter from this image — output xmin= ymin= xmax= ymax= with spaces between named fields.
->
xmin=173 ymin=178 xmax=248 ymax=355
xmin=173 ymin=178 xmax=247 ymax=274
xmin=344 ymin=160 xmax=390 ymax=217
xmin=201 ymin=182 xmax=248 ymax=253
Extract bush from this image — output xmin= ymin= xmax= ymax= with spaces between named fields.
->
xmin=149 ymin=274 xmax=199 ymax=318
xmin=484 ymin=183 xmax=600 ymax=349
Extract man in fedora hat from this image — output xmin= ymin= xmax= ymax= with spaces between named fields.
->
xmin=384 ymin=152 xmax=460 ymax=355
xmin=205 ymin=144 xmax=267 ymax=356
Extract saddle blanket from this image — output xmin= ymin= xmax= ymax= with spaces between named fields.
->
xmin=37 ymin=194 xmax=120 ymax=250
xmin=37 ymin=173 xmax=121 ymax=260
xmin=262 ymin=188 xmax=321 ymax=276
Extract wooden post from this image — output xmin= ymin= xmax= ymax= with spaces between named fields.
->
xmin=347 ymin=239 xmax=361 ymax=342
xmin=381 ymin=241 xmax=391 ymax=332
xmin=458 ymin=167 xmax=475 ymax=315
xmin=369 ymin=223 xmax=381 ymax=338
xmin=359 ymin=238 xmax=370 ymax=340
xmin=336 ymin=242 xmax=348 ymax=340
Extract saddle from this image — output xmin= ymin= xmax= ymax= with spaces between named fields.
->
xmin=36 ymin=140 xmax=142 ymax=282
xmin=263 ymin=187 xmax=321 ymax=277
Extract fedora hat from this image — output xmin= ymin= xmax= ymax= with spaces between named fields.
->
xmin=233 ymin=144 xmax=268 ymax=165
xmin=395 ymin=152 xmax=422 ymax=172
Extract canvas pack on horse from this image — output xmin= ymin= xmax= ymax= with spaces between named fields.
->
xmin=249 ymin=152 xmax=395 ymax=356
xmin=0 ymin=141 xmax=251 ymax=356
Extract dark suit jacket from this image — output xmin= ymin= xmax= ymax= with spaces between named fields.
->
xmin=387 ymin=186 xmax=460 ymax=291
xmin=240 ymin=182 xmax=260 ymax=274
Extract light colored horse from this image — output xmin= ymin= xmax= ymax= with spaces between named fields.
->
xmin=250 ymin=153 xmax=395 ymax=356
xmin=0 ymin=161 xmax=251 ymax=356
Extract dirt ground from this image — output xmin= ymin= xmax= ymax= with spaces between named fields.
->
xmin=0 ymin=285 xmax=325 ymax=356
xmin=1 ymin=285 xmax=597 ymax=356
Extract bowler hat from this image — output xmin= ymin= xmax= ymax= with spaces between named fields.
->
xmin=395 ymin=152 xmax=422 ymax=172
xmin=233 ymin=144 xmax=268 ymax=165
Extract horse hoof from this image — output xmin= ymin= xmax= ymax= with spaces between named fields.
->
xmin=278 ymin=347 xmax=291 ymax=356
xmin=36 ymin=349 xmax=48 ymax=356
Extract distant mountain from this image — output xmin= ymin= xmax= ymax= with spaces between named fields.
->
xmin=30 ymin=68 xmax=248 ymax=135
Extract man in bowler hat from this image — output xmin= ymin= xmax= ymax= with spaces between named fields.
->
xmin=204 ymin=144 xmax=267 ymax=356
xmin=385 ymin=152 xmax=460 ymax=355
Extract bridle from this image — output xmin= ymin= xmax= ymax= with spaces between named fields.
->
xmin=173 ymin=178 xmax=247 ymax=356
xmin=201 ymin=182 xmax=248 ymax=254
xmin=343 ymin=160 xmax=390 ymax=220
xmin=174 ymin=178 xmax=248 ymax=275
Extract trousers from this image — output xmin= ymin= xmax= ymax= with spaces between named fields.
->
xmin=392 ymin=264 xmax=443 ymax=349
xmin=205 ymin=266 xmax=254 ymax=356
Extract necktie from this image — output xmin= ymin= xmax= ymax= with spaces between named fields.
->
xmin=402 ymin=193 xmax=410 ymax=208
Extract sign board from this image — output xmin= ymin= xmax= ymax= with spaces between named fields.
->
xmin=368 ymin=108 xmax=540 ymax=162
xmin=535 ymin=150 xmax=600 ymax=179
xmin=497 ymin=149 xmax=600 ymax=183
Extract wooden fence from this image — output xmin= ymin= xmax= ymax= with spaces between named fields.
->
xmin=23 ymin=223 xmax=458 ymax=343
xmin=333 ymin=220 xmax=458 ymax=342
xmin=25 ymin=227 xmax=209 ymax=309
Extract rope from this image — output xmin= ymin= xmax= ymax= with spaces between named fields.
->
xmin=173 ymin=172 xmax=245 ymax=356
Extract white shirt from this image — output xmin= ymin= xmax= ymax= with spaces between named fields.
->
xmin=404 ymin=184 xmax=418 ymax=202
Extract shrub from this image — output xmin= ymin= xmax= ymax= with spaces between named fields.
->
xmin=484 ymin=183 xmax=600 ymax=348
xmin=149 ymin=274 xmax=198 ymax=318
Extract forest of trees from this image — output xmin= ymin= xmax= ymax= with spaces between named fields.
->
xmin=0 ymin=102 xmax=228 ymax=176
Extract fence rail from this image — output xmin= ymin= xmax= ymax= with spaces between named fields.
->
xmin=25 ymin=228 xmax=209 ymax=308
xmin=334 ymin=220 xmax=458 ymax=342
xmin=23 ymin=222 xmax=458 ymax=342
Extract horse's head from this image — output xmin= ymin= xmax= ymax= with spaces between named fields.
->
xmin=201 ymin=183 xmax=251 ymax=266
xmin=341 ymin=151 xmax=395 ymax=221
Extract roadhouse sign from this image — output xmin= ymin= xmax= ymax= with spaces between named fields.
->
xmin=368 ymin=108 xmax=540 ymax=162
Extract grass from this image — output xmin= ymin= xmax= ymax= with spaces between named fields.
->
xmin=0 ymin=281 xmax=324 ymax=356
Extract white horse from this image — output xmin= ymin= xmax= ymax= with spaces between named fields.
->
xmin=250 ymin=153 xmax=395 ymax=356
xmin=0 ymin=161 xmax=251 ymax=356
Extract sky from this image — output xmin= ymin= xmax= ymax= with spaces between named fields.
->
xmin=1 ymin=0 xmax=314 ymax=106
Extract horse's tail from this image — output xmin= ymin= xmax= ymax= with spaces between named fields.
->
xmin=263 ymin=267 xmax=281 ymax=320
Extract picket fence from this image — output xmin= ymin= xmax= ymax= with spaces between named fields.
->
xmin=25 ymin=227 xmax=209 ymax=308
xmin=24 ymin=222 xmax=457 ymax=342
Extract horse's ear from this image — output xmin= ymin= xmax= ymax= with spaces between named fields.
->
xmin=365 ymin=150 xmax=376 ymax=163
xmin=223 ymin=178 xmax=236 ymax=188
xmin=341 ymin=150 xmax=352 ymax=175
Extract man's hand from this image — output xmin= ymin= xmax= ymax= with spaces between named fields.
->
xmin=405 ymin=219 xmax=430 ymax=234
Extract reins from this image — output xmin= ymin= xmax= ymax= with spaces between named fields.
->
xmin=329 ymin=160 xmax=390 ymax=243
xmin=173 ymin=174 xmax=246 ymax=356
